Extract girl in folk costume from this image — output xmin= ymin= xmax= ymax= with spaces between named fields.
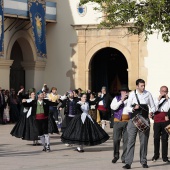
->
xmin=22 ymin=90 xmax=59 ymax=152
xmin=61 ymin=93 xmax=110 ymax=152
xmin=10 ymin=90 xmax=40 ymax=145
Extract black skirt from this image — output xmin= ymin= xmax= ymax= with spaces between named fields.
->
xmin=10 ymin=112 xmax=27 ymax=138
xmin=10 ymin=109 xmax=39 ymax=141
xmin=10 ymin=109 xmax=58 ymax=140
xmin=61 ymin=115 xmax=74 ymax=133
xmin=23 ymin=115 xmax=39 ymax=141
xmin=61 ymin=114 xmax=110 ymax=146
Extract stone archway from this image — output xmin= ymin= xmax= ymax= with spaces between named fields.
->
xmin=89 ymin=47 xmax=128 ymax=95
xmin=72 ymin=25 xmax=143 ymax=91
xmin=6 ymin=30 xmax=36 ymax=61
xmin=85 ymin=41 xmax=133 ymax=92
xmin=7 ymin=30 xmax=46 ymax=90
xmin=10 ymin=41 xmax=25 ymax=92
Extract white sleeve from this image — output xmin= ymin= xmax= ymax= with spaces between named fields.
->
xmin=148 ymin=92 xmax=156 ymax=113
xmin=110 ymin=97 xmax=122 ymax=110
xmin=127 ymin=92 xmax=134 ymax=113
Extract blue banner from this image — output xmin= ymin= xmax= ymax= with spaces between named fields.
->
xmin=28 ymin=0 xmax=47 ymax=58
xmin=0 ymin=0 xmax=4 ymax=57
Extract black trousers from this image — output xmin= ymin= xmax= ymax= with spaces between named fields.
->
xmin=153 ymin=121 xmax=169 ymax=160
xmin=36 ymin=118 xmax=48 ymax=136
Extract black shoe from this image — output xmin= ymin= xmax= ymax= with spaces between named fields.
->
xmin=122 ymin=164 xmax=131 ymax=169
xmin=76 ymin=149 xmax=84 ymax=153
xmin=112 ymin=157 xmax=119 ymax=163
xmin=152 ymin=156 xmax=159 ymax=162
xmin=46 ymin=145 xmax=51 ymax=152
xmin=163 ymin=159 xmax=170 ymax=163
xmin=142 ymin=164 xmax=149 ymax=168
xmin=36 ymin=142 xmax=41 ymax=146
xmin=122 ymin=160 xmax=125 ymax=163
xmin=42 ymin=147 xmax=46 ymax=152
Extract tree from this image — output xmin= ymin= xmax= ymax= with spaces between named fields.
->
xmin=80 ymin=0 xmax=170 ymax=42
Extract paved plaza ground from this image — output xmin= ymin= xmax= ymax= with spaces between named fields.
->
xmin=0 ymin=123 xmax=170 ymax=170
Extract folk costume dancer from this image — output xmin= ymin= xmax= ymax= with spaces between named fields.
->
xmin=110 ymin=85 xmax=130 ymax=164
xmin=123 ymin=79 xmax=156 ymax=169
xmin=22 ymin=90 xmax=59 ymax=152
xmin=59 ymin=90 xmax=79 ymax=133
xmin=11 ymin=89 xmax=40 ymax=145
xmin=61 ymin=93 xmax=109 ymax=152
xmin=151 ymin=86 xmax=170 ymax=162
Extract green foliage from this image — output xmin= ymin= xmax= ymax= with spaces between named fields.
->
xmin=80 ymin=0 xmax=170 ymax=42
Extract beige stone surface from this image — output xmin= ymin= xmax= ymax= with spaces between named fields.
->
xmin=0 ymin=124 xmax=170 ymax=170
xmin=72 ymin=25 xmax=147 ymax=91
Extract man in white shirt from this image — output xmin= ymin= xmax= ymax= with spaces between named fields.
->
xmin=151 ymin=86 xmax=170 ymax=162
xmin=110 ymin=85 xmax=130 ymax=164
xmin=123 ymin=79 xmax=156 ymax=169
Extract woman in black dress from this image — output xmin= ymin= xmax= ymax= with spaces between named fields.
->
xmin=61 ymin=93 xmax=110 ymax=152
xmin=10 ymin=91 xmax=39 ymax=143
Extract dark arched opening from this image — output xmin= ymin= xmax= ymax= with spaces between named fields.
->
xmin=10 ymin=41 xmax=25 ymax=92
xmin=90 ymin=47 xmax=128 ymax=96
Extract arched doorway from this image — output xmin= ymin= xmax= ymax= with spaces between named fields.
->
xmin=10 ymin=41 xmax=25 ymax=92
xmin=90 ymin=47 xmax=128 ymax=95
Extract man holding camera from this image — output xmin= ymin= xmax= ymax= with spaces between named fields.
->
xmin=123 ymin=79 xmax=156 ymax=169
xmin=110 ymin=85 xmax=131 ymax=164
xmin=151 ymin=86 xmax=170 ymax=162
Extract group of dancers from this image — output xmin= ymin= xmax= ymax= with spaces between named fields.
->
xmin=10 ymin=85 xmax=110 ymax=152
xmin=10 ymin=78 xmax=170 ymax=169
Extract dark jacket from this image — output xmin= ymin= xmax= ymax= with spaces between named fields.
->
xmin=76 ymin=103 xmax=83 ymax=115
xmin=98 ymin=93 xmax=113 ymax=109
xmin=59 ymin=97 xmax=80 ymax=115
xmin=88 ymin=97 xmax=100 ymax=109
xmin=0 ymin=93 xmax=5 ymax=108
xmin=22 ymin=99 xmax=58 ymax=117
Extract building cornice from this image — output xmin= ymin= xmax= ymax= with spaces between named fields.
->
xmin=71 ymin=23 xmax=134 ymax=30
xmin=0 ymin=59 xmax=14 ymax=69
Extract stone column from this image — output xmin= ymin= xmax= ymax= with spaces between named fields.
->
xmin=22 ymin=61 xmax=46 ymax=90
xmin=129 ymin=35 xmax=139 ymax=90
xmin=0 ymin=59 xmax=13 ymax=89
xmin=77 ymin=30 xmax=86 ymax=90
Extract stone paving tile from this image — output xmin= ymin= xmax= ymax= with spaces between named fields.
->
xmin=0 ymin=124 xmax=170 ymax=170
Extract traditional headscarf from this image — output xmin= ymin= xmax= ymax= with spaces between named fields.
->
xmin=37 ymin=90 xmax=43 ymax=96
